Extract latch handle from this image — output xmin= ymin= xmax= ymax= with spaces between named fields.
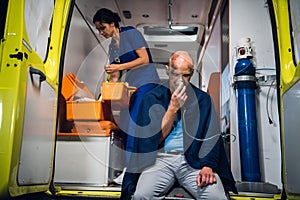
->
xmin=29 ymin=67 xmax=46 ymax=83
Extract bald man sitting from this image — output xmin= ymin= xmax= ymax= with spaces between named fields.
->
xmin=125 ymin=51 xmax=237 ymax=200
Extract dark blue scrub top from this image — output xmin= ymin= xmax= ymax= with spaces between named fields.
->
xmin=108 ymin=26 xmax=160 ymax=88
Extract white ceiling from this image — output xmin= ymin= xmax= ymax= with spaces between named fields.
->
xmin=75 ymin=0 xmax=219 ymax=64
xmin=76 ymin=0 xmax=213 ymax=27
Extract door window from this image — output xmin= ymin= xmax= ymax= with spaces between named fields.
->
xmin=24 ymin=0 xmax=54 ymax=61
xmin=0 ymin=0 xmax=9 ymax=40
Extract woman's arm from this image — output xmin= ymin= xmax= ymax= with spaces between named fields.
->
xmin=105 ymin=47 xmax=149 ymax=73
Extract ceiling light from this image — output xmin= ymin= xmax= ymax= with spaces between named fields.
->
xmin=143 ymin=26 xmax=198 ymax=36
xmin=170 ymin=25 xmax=190 ymax=30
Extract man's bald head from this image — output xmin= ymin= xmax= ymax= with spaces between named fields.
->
xmin=167 ymin=51 xmax=194 ymax=92
xmin=169 ymin=51 xmax=194 ymax=73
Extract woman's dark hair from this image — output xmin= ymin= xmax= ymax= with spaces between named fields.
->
xmin=93 ymin=8 xmax=121 ymax=28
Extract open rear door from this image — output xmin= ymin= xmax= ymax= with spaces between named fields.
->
xmin=0 ymin=0 xmax=71 ymax=198
xmin=270 ymin=0 xmax=300 ymax=199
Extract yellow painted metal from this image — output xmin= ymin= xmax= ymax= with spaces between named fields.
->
xmin=44 ymin=0 xmax=73 ymax=89
xmin=272 ymin=0 xmax=300 ymax=200
xmin=230 ymin=194 xmax=281 ymax=200
xmin=0 ymin=0 xmax=72 ymax=198
xmin=272 ymin=0 xmax=300 ymax=93
xmin=0 ymin=0 xmax=31 ymax=198
xmin=54 ymin=190 xmax=121 ymax=199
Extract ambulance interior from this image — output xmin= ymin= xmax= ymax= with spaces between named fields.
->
xmin=55 ymin=0 xmax=208 ymax=188
xmin=47 ymin=0 xmax=283 ymax=197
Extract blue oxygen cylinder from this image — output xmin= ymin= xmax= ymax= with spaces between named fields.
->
xmin=234 ymin=38 xmax=261 ymax=182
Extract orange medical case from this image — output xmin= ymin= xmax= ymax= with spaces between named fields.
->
xmin=101 ymin=82 xmax=136 ymax=108
xmin=61 ymin=73 xmax=94 ymax=101
xmin=66 ymin=101 xmax=104 ymax=121
xmin=60 ymin=73 xmax=118 ymax=136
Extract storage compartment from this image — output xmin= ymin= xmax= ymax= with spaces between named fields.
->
xmin=54 ymin=136 xmax=111 ymax=186
xmin=66 ymin=101 xmax=104 ymax=121
xmin=72 ymin=120 xmax=118 ymax=136
xmin=55 ymin=74 xmax=125 ymax=186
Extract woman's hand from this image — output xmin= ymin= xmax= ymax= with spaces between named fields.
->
xmin=105 ymin=64 xmax=120 ymax=73
xmin=105 ymin=64 xmax=121 ymax=82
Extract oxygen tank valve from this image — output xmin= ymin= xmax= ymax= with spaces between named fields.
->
xmin=233 ymin=37 xmax=256 ymax=84
xmin=236 ymin=37 xmax=253 ymax=60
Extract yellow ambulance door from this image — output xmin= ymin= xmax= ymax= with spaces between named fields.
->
xmin=0 ymin=0 xmax=71 ymax=198
xmin=271 ymin=0 xmax=300 ymax=199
